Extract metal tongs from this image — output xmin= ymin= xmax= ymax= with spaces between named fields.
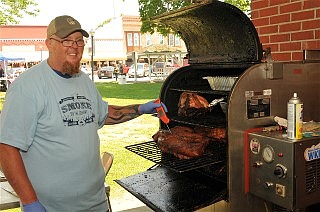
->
xmin=209 ymin=97 xmax=226 ymax=107
xmin=154 ymin=99 xmax=171 ymax=133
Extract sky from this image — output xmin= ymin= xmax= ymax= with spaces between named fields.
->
xmin=18 ymin=0 xmax=140 ymax=33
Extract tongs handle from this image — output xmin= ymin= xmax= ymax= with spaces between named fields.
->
xmin=154 ymin=99 xmax=170 ymax=124
xmin=209 ymin=97 xmax=226 ymax=107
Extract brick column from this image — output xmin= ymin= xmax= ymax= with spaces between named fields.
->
xmin=251 ymin=0 xmax=320 ymax=61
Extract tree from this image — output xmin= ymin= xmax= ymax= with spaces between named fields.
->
xmin=138 ymin=0 xmax=250 ymax=35
xmin=0 ymin=0 xmax=39 ymax=25
xmin=138 ymin=0 xmax=191 ymax=35
xmin=224 ymin=0 xmax=250 ymax=14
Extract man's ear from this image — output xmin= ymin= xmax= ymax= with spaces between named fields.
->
xmin=45 ymin=38 xmax=52 ymax=49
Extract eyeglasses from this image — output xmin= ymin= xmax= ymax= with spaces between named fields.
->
xmin=50 ymin=37 xmax=86 ymax=47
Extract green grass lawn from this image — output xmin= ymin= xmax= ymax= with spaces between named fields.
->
xmin=1 ymin=81 xmax=163 ymax=212
xmin=97 ymin=82 xmax=163 ymax=199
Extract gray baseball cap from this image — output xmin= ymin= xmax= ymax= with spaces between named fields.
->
xmin=47 ymin=15 xmax=89 ymax=38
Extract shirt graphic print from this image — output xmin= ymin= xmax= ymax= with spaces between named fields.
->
xmin=59 ymin=93 xmax=95 ymax=126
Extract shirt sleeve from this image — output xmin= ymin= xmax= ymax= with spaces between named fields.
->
xmin=94 ymin=88 xmax=108 ymax=128
xmin=0 ymin=80 xmax=39 ymax=151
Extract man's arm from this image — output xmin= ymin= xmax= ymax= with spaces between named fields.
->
xmin=105 ymin=104 xmax=141 ymax=125
xmin=104 ymin=100 xmax=167 ymax=125
xmin=0 ymin=143 xmax=38 ymax=204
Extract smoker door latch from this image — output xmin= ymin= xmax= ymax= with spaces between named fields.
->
xmin=264 ymin=182 xmax=274 ymax=189
xmin=265 ymin=62 xmax=283 ymax=80
xmin=253 ymin=161 xmax=263 ymax=168
xmin=263 ymin=47 xmax=283 ymax=80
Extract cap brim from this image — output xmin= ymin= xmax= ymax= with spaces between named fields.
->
xmin=56 ymin=29 xmax=89 ymax=38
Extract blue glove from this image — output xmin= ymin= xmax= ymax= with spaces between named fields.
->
xmin=23 ymin=200 xmax=46 ymax=212
xmin=139 ymin=100 xmax=168 ymax=114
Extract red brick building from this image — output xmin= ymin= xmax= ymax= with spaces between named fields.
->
xmin=0 ymin=25 xmax=47 ymax=63
xmin=251 ymin=0 xmax=320 ymax=61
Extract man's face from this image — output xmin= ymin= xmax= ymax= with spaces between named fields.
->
xmin=46 ymin=31 xmax=85 ymax=75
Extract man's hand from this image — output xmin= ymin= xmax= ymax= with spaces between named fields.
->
xmin=23 ymin=200 xmax=46 ymax=212
xmin=139 ymin=100 xmax=168 ymax=114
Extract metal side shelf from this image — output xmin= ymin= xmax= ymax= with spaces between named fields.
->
xmin=115 ymin=166 xmax=227 ymax=212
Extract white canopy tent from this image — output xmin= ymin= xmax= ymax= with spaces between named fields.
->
xmin=0 ymin=53 xmax=25 ymax=91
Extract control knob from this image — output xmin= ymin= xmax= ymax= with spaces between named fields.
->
xmin=274 ymin=164 xmax=287 ymax=178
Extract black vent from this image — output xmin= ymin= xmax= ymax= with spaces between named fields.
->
xmin=272 ymin=204 xmax=291 ymax=212
xmin=125 ymin=141 xmax=226 ymax=173
xmin=305 ymin=159 xmax=320 ymax=193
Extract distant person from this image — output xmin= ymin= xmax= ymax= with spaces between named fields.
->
xmin=118 ymin=62 xmax=123 ymax=75
xmin=114 ymin=66 xmax=119 ymax=81
xmin=0 ymin=66 xmax=4 ymax=77
xmin=123 ymin=64 xmax=129 ymax=75
xmin=0 ymin=15 xmax=167 ymax=212
xmin=183 ymin=54 xmax=189 ymax=66
xmin=0 ymin=66 xmax=5 ymax=91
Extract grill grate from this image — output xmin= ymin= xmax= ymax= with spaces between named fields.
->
xmin=171 ymin=115 xmax=226 ymax=128
xmin=125 ymin=141 xmax=226 ymax=173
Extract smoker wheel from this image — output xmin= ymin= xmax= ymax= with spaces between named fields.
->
xmin=125 ymin=141 xmax=226 ymax=173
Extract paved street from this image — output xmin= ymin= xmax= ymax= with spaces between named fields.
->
xmin=90 ymin=73 xmax=166 ymax=84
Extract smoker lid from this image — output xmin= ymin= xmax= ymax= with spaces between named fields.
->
xmin=152 ymin=0 xmax=263 ymax=64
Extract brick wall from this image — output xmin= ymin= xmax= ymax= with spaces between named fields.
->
xmin=251 ymin=0 xmax=320 ymax=61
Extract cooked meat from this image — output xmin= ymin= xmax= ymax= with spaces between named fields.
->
xmin=179 ymin=92 xmax=209 ymax=109
xmin=152 ymin=126 xmax=210 ymax=159
xmin=178 ymin=92 xmax=209 ymax=117
xmin=207 ymin=128 xmax=226 ymax=140
xmin=152 ymin=125 xmax=227 ymax=159
xmin=194 ymin=127 xmax=227 ymax=141
xmin=170 ymin=125 xmax=194 ymax=134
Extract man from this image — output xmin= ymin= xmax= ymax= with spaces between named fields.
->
xmin=0 ymin=65 xmax=5 ymax=91
xmin=0 ymin=15 xmax=166 ymax=212
xmin=118 ymin=62 xmax=123 ymax=75
xmin=0 ymin=65 xmax=4 ymax=77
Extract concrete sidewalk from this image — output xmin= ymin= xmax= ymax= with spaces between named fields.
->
xmin=111 ymin=192 xmax=153 ymax=212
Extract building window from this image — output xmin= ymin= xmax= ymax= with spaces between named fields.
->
xmin=175 ymin=35 xmax=181 ymax=46
xmin=140 ymin=35 xmax=142 ymax=47
xmin=146 ymin=33 xmax=151 ymax=46
xmin=127 ymin=33 xmax=133 ymax=46
xmin=134 ymin=33 xmax=139 ymax=46
xmin=169 ymin=34 xmax=174 ymax=46
xmin=159 ymin=34 xmax=164 ymax=44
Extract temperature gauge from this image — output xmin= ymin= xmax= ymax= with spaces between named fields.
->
xmin=262 ymin=145 xmax=274 ymax=163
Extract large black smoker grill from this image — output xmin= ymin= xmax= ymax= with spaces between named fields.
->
xmin=116 ymin=1 xmax=320 ymax=211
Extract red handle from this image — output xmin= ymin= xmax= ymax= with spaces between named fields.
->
xmin=154 ymin=99 xmax=170 ymax=124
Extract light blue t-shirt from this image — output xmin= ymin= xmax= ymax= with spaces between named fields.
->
xmin=0 ymin=60 xmax=109 ymax=211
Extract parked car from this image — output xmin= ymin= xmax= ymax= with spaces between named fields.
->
xmin=98 ymin=66 xmax=114 ymax=79
xmin=128 ymin=63 xmax=149 ymax=78
xmin=81 ymin=65 xmax=91 ymax=76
